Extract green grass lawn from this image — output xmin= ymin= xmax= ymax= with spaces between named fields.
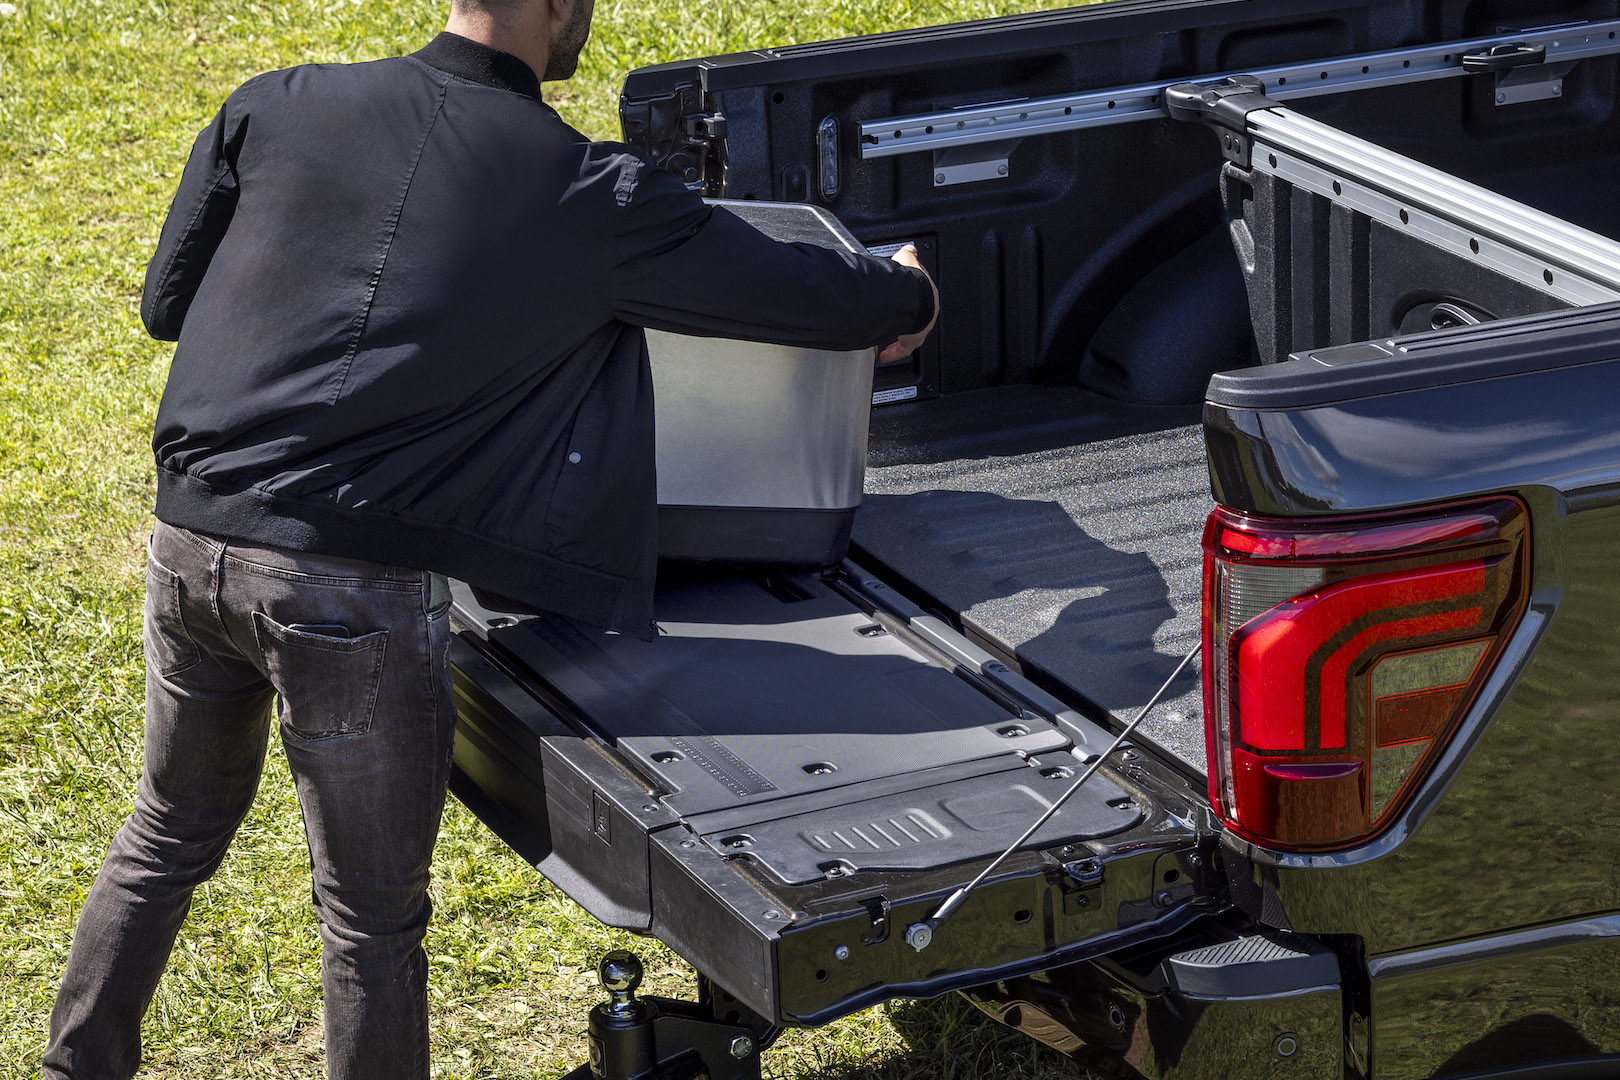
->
xmin=0 ymin=0 xmax=1095 ymax=1075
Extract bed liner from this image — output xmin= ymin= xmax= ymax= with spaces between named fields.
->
xmin=857 ymin=385 xmax=1212 ymax=774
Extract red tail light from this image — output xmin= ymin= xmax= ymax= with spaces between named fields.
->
xmin=1202 ymin=498 xmax=1529 ymax=851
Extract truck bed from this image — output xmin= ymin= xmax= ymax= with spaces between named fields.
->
xmin=856 ymin=386 xmax=1210 ymax=773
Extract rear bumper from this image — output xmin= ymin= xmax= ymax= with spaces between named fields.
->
xmin=965 ymin=925 xmax=1343 ymax=1080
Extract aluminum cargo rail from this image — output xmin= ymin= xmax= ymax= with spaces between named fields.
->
xmin=858 ymin=18 xmax=1620 ymax=159
xmin=1167 ymin=79 xmax=1620 ymax=307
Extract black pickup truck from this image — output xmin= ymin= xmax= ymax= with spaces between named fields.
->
xmin=445 ymin=2 xmax=1620 ymax=1077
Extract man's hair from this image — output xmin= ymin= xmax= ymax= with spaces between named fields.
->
xmin=451 ymin=0 xmax=530 ymax=13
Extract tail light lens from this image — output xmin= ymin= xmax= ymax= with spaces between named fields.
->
xmin=1202 ymin=498 xmax=1529 ymax=851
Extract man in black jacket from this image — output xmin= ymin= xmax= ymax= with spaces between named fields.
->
xmin=43 ymin=0 xmax=937 ymax=1074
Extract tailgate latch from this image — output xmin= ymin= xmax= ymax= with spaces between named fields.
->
xmin=858 ymin=894 xmax=891 ymax=946
xmin=619 ymin=80 xmax=730 ymax=195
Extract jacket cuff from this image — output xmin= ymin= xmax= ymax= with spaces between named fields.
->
xmin=903 ymin=264 xmax=937 ymax=335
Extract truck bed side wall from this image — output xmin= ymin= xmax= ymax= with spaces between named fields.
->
xmin=625 ymin=0 xmax=1620 ymax=404
xmin=1206 ymin=349 xmax=1620 ymax=1075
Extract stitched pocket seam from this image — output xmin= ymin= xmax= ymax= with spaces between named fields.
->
xmin=252 ymin=613 xmax=389 ymax=740
xmin=146 ymin=556 xmax=203 ymax=678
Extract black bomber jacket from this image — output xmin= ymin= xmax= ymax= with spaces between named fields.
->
xmin=143 ymin=33 xmax=934 ymax=634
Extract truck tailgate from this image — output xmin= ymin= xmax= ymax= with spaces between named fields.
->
xmin=448 ymin=564 xmax=1220 ymax=1028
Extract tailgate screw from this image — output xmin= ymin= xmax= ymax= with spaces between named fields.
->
xmin=997 ymin=164 xmax=1008 ymax=176
xmin=934 ymin=172 xmax=946 ymax=184
xmin=1497 ymin=91 xmax=1507 ymax=103
xmin=1274 ymin=1033 xmax=1298 ymax=1058
xmin=834 ymin=945 xmax=850 ymax=960
xmin=729 ymin=1035 xmax=755 ymax=1059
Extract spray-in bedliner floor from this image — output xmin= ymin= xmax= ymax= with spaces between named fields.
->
xmin=857 ymin=386 xmax=1211 ymax=774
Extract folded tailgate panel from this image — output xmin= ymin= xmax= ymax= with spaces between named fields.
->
xmin=497 ymin=573 xmax=1070 ymax=816
xmin=448 ymin=568 xmax=1220 ymax=1026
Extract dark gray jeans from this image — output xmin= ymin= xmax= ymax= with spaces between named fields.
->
xmin=44 ymin=520 xmax=455 ymax=1080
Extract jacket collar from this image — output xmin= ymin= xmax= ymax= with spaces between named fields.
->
xmin=414 ymin=32 xmax=542 ymax=100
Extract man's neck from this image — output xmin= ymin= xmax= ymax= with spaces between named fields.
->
xmin=443 ymin=9 xmax=549 ymax=86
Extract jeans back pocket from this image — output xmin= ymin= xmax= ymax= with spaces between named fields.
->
xmin=146 ymin=555 xmax=202 ymax=679
xmin=251 ymin=612 xmax=389 ymax=740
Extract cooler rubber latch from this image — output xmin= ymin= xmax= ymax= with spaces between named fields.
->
xmin=1163 ymin=75 xmax=1276 ymax=168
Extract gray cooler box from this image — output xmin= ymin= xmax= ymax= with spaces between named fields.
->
xmin=651 ymin=201 xmax=876 ymax=566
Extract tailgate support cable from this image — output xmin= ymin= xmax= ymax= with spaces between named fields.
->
xmin=905 ymin=644 xmax=1200 ymax=952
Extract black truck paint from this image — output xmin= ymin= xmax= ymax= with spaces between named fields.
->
xmin=447 ymin=1 xmax=1620 ymax=1077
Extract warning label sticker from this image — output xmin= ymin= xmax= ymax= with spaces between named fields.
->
xmin=872 ymin=385 xmax=920 ymax=406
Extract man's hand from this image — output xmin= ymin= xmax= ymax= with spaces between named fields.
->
xmin=877 ymin=244 xmax=938 ymax=365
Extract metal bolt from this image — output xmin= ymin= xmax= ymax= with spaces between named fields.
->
xmin=1497 ymin=92 xmax=1507 ymax=104
xmin=904 ymin=922 xmax=934 ymax=952
xmin=1554 ymin=82 xmax=1563 ymax=95
xmin=1274 ymin=1033 xmax=1298 ymax=1058
xmin=834 ymin=945 xmax=850 ymax=960
xmin=761 ymin=910 xmax=779 ymax=920
xmin=729 ymin=1034 xmax=755 ymax=1059
xmin=934 ymin=173 xmax=946 ymax=185
xmin=1155 ymin=890 xmax=1174 ymax=907
xmin=997 ymin=163 xmax=1008 ymax=176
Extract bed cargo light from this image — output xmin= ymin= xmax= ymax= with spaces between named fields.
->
xmin=1201 ymin=499 xmax=1528 ymax=850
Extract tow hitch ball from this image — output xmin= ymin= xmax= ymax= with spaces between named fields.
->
xmin=573 ymin=950 xmax=769 ymax=1080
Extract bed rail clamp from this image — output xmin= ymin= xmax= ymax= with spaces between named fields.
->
xmin=1163 ymin=76 xmax=1275 ymax=167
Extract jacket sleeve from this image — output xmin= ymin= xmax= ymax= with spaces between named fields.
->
xmin=598 ymin=153 xmax=934 ymax=351
xmin=141 ymin=102 xmax=243 ymax=341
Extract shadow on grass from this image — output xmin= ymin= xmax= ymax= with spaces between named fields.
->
xmin=789 ymin=994 xmax=1099 ymax=1080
